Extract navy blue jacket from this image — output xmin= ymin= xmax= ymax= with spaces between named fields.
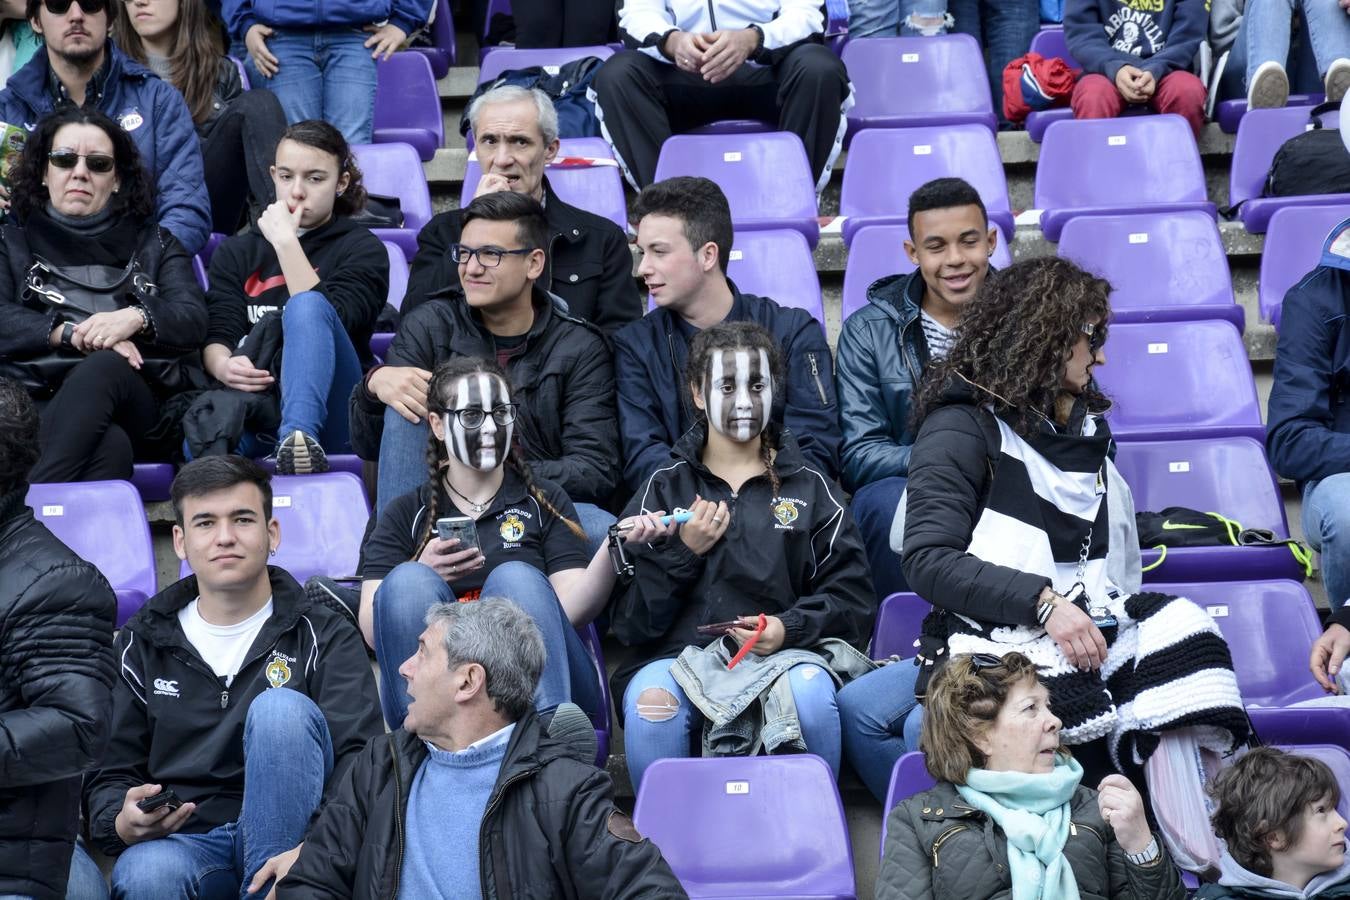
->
xmin=613 ymin=283 xmax=841 ymax=493
xmin=836 ymin=271 xmax=930 ymax=493
xmin=0 ymin=44 xmax=210 ymax=253
xmin=223 ymin=0 xmax=431 ymax=41
xmin=1064 ymin=0 xmax=1208 ymax=82
xmin=1267 ymin=218 xmax=1350 ymax=488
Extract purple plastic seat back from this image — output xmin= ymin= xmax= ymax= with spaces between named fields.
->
xmin=726 ymin=229 xmax=824 ymax=325
xmin=578 ymin=623 xmax=611 ymax=766
xmin=27 ymin=480 xmax=156 ymax=627
xmin=839 ymin=125 xmax=1014 ymax=246
xmin=870 ymin=592 xmax=931 ymax=660
xmin=1150 ymin=580 xmax=1323 ymax=707
xmin=409 ymin=0 xmax=455 ymax=76
xmin=654 ymin=132 xmax=820 ymax=246
xmin=841 ymin=224 xmax=1012 ymax=322
xmin=1028 ymin=26 xmax=1081 ymax=69
xmin=1035 ymin=115 xmax=1212 ymax=241
xmin=462 ymin=137 xmax=627 ymax=230
xmin=1215 ymin=93 xmax=1322 ymax=134
xmin=842 ymin=35 xmax=996 ymax=136
xmin=482 ymin=0 xmax=511 ymax=43
xmin=633 ymin=755 xmax=856 ymax=897
xmin=689 ymin=119 xmax=774 ymax=135
xmin=1231 ymin=105 xmax=1350 ymax=232
xmin=1260 ymin=204 xmax=1350 ymax=328
xmin=477 ymin=45 xmax=615 ymax=85
xmin=384 ymin=241 xmax=409 ymax=311
xmin=131 ymin=463 xmax=175 ymax=501
xmin=351 ymin=143 xmax=432 ymax=231
xmin=231 ymin=55 xmax=249 ymax=90
xmin=200 ymin=232 xmax=228 ymax=269
xmin=1094 ymin=320 xmax=1263 ymax=441
xmin=1056 ymin=211 xmax=1241 ymax=329
xmin=192 ymin=254 xmax=209 ymax=290
xmin=1275 ymin=745 xmax=1350 ymax=819
xmin=373 ymin=52 xmax=444 ymax=162
xmin=880 ymin=752 xmax=938 ymax=849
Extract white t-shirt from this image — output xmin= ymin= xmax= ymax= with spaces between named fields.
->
xmin=178 ymin=597 xmax=274 ymax=687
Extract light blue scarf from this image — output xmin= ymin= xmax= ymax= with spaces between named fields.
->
xmin=955 ymin=754 xmax=1084 ymax=900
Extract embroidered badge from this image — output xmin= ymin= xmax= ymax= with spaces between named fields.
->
xmin=499 ymin=513 xmax=525 ymax=543
xmin=773 ymin=498 xmax=799 ymax=527
xmin=265 ymin=655 xmax=292 ymax=688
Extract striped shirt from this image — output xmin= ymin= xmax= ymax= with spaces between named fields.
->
xmin=920 ymin=308 xmax=956 ymax=360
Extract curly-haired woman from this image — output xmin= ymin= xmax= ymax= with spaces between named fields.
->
xmin=838 ymin=256 xmax=1249 ymax=802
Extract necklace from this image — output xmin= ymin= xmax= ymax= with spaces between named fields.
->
xmin=444 ymin=477 xmax=496 ymax=514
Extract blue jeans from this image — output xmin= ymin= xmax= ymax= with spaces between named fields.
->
xmin=373 ymin=560 xmax=603 ymax=729
xmin=837 ymin=660 xmax=924 ymax=803
xmin=1304 ymin=474 xmax=1350 ymax=612
xmin=851 ymin=476 xmax=909 ymax=601
xmin=277 ymin=291 xmax=363 ymax=453
xmin=848 ymin=0 xmax=951 ymax=38
xmin=63 ymin=837 xmax=110 ymax=900
xmin=236 ymin=29 xmax=377 ymax=144
xmin=948 ymin=0 xmax=1040 ymax=128
xmin=1246 ymin=0 xmax=1350 ymax=85
xmin=621 ymin=658 xmax=842 ymax=790
xmin=103 ymin=690 xmax=333 ymax=900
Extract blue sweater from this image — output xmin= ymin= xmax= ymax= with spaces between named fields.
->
xmin=1064 ymin=0 xmax=1208 ymax=82
xmin=397 ymin=726 xmax=512 ymax=900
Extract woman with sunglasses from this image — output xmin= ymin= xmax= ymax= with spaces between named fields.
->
xmin=198 ymin=119 xmax=386 ymax=474
xmin=0 ymin=106 xmax=206 ymax=482
xmin=837 ymin=256 xmax=1249 ymax=804
xmin=112 ymin=0 xmax=288 ymax=234
xmin=877 ymin=651 xmax=1184 ymax=900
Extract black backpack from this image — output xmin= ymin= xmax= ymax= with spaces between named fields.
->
xmin=1262 ymin=101 xmax=1350 ymax=199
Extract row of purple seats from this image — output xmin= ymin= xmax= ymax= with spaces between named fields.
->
xmin=1231 ymin=105 xmax=1350 ymax=233
xmin=461 ymin=136 xmax=627 ymax=230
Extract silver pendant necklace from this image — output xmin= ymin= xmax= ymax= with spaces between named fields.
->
xmin=444 ymin=478 xmax=495 ymax=514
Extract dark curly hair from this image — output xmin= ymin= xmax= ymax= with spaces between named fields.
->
xmin=277 ymin=120 xmax=367 ymax=217
xmin=0 ymin=376 xmax=39 ymax=495
xmin=913 ymin=256 xmax=1112 ymax=438
xmin=9 ymin=106 xmax=157 ymax=224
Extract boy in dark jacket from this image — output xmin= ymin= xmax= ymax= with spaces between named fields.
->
xmin=279 ymin=597 xmax=686 ymax=899
xmin=79 ymin=457 xmax=383 ymax=900
xmin=614 ymin=176 xmax=841 ymax=492
xmin=1064 ymin=0 xmax=1209 ymax=136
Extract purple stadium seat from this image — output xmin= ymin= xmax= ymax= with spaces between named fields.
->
xmin=477 ymin=44 xmax=615 ymax=85
xmin=199 ymin=232 xmax=228 ymax=269
xmin=408 ymin=0 xmax=455 ymax=77
xmin=1260 ymin=204 xmax=1350 ymax=329
xmin=1215 ymin=93 xmax=1321 ymax=134
xmin=131 ymin=463 xmax=175 ymax=501
xmin=1024 ymin=27 xmax=1083 ymax=143
xmin=1094 ymin=320 xmax=1263 ymax=442
xmin=839 ymin=125 xmax=1014 ymax=246
xmin=27 ymin=480 xmax=156 ymax=627
xmin=825 ymin=0 xmax=849 ymax=54
xmin=1276 ymin=746 xmax=1350 ymax=818
xmin=370 ymin=240 xmax=410 ymax=360
xmin=461 ymin=137 xmax=627 ymax=230
xmin=870 ymin=592 xmax=931 ymax=660
xmin=689 ymin=120 xmax=775 ymax=135
xmin=1035 ymin=114 xmax=1214 ymax=241
xmin=634 ymin=755 xmax=856 ymax=898
xmin=654 ymin=132 xmax=820 ymax=247
xmin=578 ymin=623 xmax=611 ymax=766
xmin=1113 ymin=437 xmax=1303 ymax=583
xmin=726 ymin=229 xmax=825 ymax=325
xmin=231 ymin=55 xmax=249 ymax=90
xmin=350 ymin=143 xmax=433 ymax=261
xmin=1231 ymin=105 xmax=1350 ymax=233
xmin=373 ymin=52 xmax=444 ymax=162
xmin=841 ymin=223 xmax=1013 ymax=322
xmin=879 ymin=751 xmax=938 ymax=849
xmin=192 ymin=254 xmax=209 ymax=290
xmin=1056 ymin=211 xmax=1243 ymax=329
xmin=841 ymin=35 xmax=996 ymax=138
xmin=481 ymin=0 xmax=511 ymax=51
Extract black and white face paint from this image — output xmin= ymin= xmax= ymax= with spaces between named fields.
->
xmin=444 ymin=374 xmax=514 ymax=471
xmin=704 ymin=348 xmax=773 ymax=443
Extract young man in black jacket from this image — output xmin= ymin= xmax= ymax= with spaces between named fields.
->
xmin=280 ymin=598 xmax=685 ymax=899
xmin=0 ymin=378 xmax=116 ymax=900
xmin=614 ymin=176 xmax=842 ymax=493
xmin=78 ymin=456 xmax=383 ymax=900
xmin=353 ymin=192 xmax=620 ymax=548
xmin=401 ymin=84 xmax=641 ymax=336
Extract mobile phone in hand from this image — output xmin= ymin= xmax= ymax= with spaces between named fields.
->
xmin=436 ymin=516 xmax=481 ymax=553
xmin=695 ymin=619 xmax=744 ymax=636
xmin=136 ymin=788 xmax=182 ymax=814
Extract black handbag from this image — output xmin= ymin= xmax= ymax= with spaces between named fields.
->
xmin=24 ymin=252 xmax=151 ymax=323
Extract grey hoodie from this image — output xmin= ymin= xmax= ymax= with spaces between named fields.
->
xmin=1208 ymin=0 xmax=1244 ymax=57
xmin=1205 ymin=848 xmax=1350 ymax=898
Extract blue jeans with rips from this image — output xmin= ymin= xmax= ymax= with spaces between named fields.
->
xmin=848 ymin=0 xmax=952 ymax=38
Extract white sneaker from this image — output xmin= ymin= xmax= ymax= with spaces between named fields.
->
xmin=1327 ymin=58 xmax=1350 ymax=104
xmin=1248 ymin=60 xmax=1290 ymax=109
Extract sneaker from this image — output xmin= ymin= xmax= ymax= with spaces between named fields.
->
xmin=1248 ymin=60 xmax=1290 ymax=109
xmin=1327 ymin=58 xmax=1350 ymax=104
xmin=546 ymin=702 xmax=598 ymax=766
xmin=276 ymin=429 xmax=328 ymax=475
xmin=304 ymin=575 xmax=361 ymax=632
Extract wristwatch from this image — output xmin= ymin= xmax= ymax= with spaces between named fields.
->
xmin=59 ymin=321 xmax=75 ymax=349
xmin=1126 ymin=837 xmax=1161 ymax=866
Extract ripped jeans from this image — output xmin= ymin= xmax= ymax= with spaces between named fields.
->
xmin=849 ymin=0 xmax=952 ymax=38
xmin=622 ymin=658 xmax=841 ymax=790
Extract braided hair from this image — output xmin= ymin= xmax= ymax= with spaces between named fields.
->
xmin=686 ymin=321 xmax=785 ymax=497
xmin=413 ymin=356 xmax=585 ymax=558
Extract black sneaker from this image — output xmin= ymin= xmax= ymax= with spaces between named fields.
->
xmin=304 ymin=576 xmax=360 ymax=632
xmin=546 ymin=702 xmax=598 ymax=766
xmin=276 ymin=430 xmax=328 ymax=475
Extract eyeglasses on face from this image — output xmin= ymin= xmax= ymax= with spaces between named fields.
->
xmin=48 ymin=150 xmax=115 ymax=174
xmin=436 ymin=403 xmax=519 ymax=429
xmin=448 ymin=243 xmax=535 ymax=268
xmin=43 ymin=0 xmax=106 ymax=16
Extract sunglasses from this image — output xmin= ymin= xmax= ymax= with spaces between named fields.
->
xmin=48 ymin=150 xmax=115 ymax=174
xmin=969 ymin=652 xmax=1006 ymax=671
xmin=1080 ymin=322 xmax=1106 ymax=354
xmin=42 ymin=0 xmax=106 ymax=15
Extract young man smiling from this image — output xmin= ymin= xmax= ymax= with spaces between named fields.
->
xmin=834 ymin=177 xmax=998 ymax=599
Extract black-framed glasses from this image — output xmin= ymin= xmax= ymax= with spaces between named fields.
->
xmin=43 ymin=0 xmax=106 ymax=15
xmin=48 ymin=150 xmax=115 ymax=174
xmin=1081 ymin=322 xmax=1106 ymax=354
xmin=448 ymin=243 xmax=535 ymax=268
xmin=436 ymin=403 xmax=518 ymax=429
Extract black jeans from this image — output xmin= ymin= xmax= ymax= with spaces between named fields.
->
xmin=201 ymin=88 xmax=288 ymax=234
xmin=513 ymin=0 xmax=615 ymax=47
xmin=592 ymin=44 xmax=849 ymax=188
xmin=31 ymin=350 xmax=159 ymax=483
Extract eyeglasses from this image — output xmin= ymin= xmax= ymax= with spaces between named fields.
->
xmin=437 ymin=403 xmax=518 ymax=429
xmin=43 ymin=0 xmax=106 ymax=15
xmin=48 ymin=150 xmax=115 ymax=174
xmin=1080 ymin=322 xmax=1106 ymax=353
xmin=448 ymin=243 xmax=535 ymax=268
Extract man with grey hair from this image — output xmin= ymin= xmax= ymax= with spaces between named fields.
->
xmin=279 ymin=599 xmax=687 ymax=899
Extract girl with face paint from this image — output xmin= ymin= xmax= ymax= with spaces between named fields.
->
xmin=609 ymin=322 xmax=878 ymax=789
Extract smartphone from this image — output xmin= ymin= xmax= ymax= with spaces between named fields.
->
xmin=695 ymin=619 xmax=745 ymax=637
xmin=436 ymin=516 xmax=481 ymax=553
xmin=136 ymin=788 xmax=183 ymax=814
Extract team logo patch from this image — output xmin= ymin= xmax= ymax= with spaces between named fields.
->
xmin=153 ymin=678 xmax=180 ymax=698
xmin=265 ymin=655 xmax=292 ymax=688
xmin=119 ymin=110 xmax=144 ymax=132
xmin=773 ymin=499 xmax=799 ymax=527
xmin=499 ymin=513 xmax=525 ymax=543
